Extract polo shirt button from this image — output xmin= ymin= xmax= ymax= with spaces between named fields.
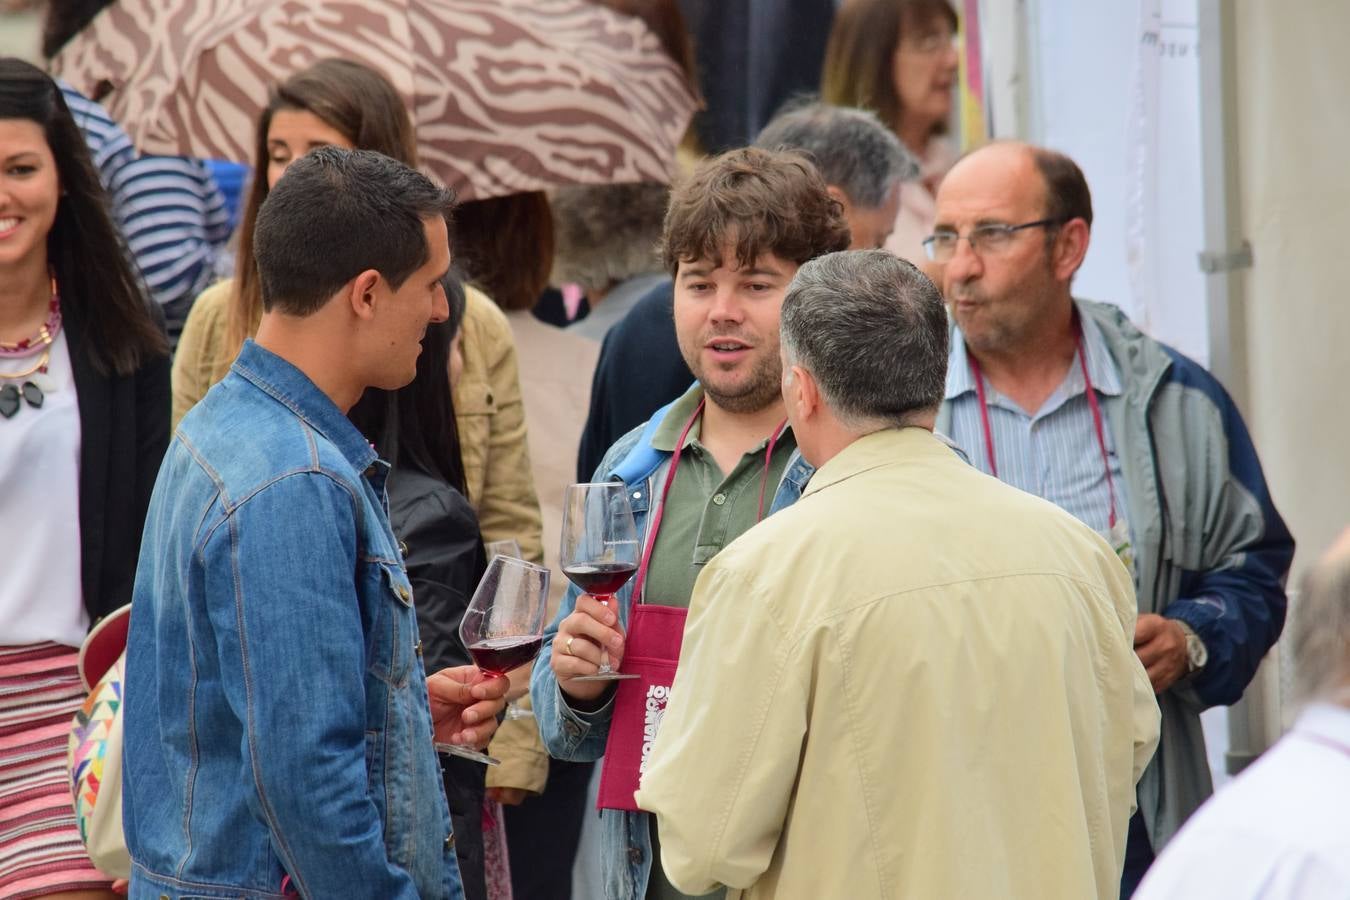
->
xmin=712 ymin=492 xmax=727 ymax=506
xmin=564 ymin=720 xmax=582 ymax=737
xmin=629 ymin=846 xmax=643 ymax=865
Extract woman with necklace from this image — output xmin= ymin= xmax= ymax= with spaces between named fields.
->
xmin=0 ymin=58 xmax=169 ymax=900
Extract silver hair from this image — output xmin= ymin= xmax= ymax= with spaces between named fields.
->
xmin=780 ymin=249 xmax=948 ymax=429
xmin=1290 ymin=538 xmax=1350 ymax=705
xmin=548 ymin=182 xmax=669 ymax=295
xmin=754 ymin=102 xmax=918 ymax=209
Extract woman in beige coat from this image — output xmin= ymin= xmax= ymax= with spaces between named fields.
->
xmin=172 ymin=60 xmax=543 ymax=565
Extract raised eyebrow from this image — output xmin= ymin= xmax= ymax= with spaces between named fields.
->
xmin=679 ymin=267 xmax=712 ymax=280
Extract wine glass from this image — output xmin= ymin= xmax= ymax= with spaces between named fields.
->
xmin=559 ymin=482 xmax=640 ymax=682
xmin=483 ymin=539 xmax=532 ymax=721
xmin=484 ymin=538 xmax=522 ymax=560
xmin=435 ymin=554 xmax=549 ymax=765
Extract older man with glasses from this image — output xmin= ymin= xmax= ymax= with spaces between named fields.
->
xmin=928 ymin=140 xmax=1294 ymax=896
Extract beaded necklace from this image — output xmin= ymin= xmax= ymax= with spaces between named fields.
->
xmin=0 ymin=275 xmax=61 ymax=418
xmin=0 ymin=275 xmax=62 ymax=358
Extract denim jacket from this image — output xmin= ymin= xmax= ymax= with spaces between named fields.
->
xmin=530 ymin=397 xmax=813 ymax=900
xmin=124 ymin=340 xmax=463 ymax=900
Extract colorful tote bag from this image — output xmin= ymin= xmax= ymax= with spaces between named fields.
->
xmin=68 ymin=604 xmax=132 ymax=879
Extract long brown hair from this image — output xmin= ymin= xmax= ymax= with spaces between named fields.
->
xmin=451 ymin=193 xmax=555 ymax=312
xmin=224 ymin=59 xmax=418 ymax=364
xmin=820 ymin=0 xmax=958 ymax=136
xmin=0 ymin=58 xmax=165 ymax=375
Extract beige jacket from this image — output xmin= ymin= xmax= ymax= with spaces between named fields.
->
xmin=451 ymin=289 xmax=544 ymax=564
xmin=171 ymin=280 xmax=543 ymax=563
xmin=171 ymin=279 xmax=233 ymax=426
xmin=483 ymin=313 xmax=601 ymax=794
xmin=636 ymin=428 xmax=1160 ymax=900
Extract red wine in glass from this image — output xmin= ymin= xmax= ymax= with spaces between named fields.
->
xmin=561 ymin=562 xmax=637 ymax=597
xmin=436 ymin=555 xmax=550 ymax=766
xmin=560 ymin=483 xmax=641 ymax=682
xmin=468 ymin=636 xmax=544 ymax=678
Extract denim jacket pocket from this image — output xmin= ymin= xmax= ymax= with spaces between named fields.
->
xmin=367 ymin=562 xmax=417 ymax=689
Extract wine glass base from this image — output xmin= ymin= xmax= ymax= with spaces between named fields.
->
xmin=435 ymin=742 xmax=501 ymax=766
xmin=570 ymin=672 xmax=640 ymax=682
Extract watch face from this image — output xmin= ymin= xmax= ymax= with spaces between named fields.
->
xmin=1187 ymin=634 xmax=1208 ymax=671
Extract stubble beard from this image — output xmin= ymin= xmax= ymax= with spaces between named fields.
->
xmin=679 ymin=337 xmax=784 ymax=415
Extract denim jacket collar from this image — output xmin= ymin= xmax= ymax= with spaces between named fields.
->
xmin=231 ymin=340 xmax=378 ymax=478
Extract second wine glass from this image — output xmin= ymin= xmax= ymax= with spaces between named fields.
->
xmin=435 ymin=554 xmax=549 ymax=765
xmin=560 ymin=482 xmax=640 ymax=682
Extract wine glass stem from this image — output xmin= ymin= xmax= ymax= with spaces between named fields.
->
xmin=596 ymin=593 xmax=616 ymax=672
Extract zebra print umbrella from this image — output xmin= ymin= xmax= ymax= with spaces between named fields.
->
xmin=51 ymin=0 xmax=698 ymax=200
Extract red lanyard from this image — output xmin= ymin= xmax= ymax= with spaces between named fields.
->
xmin=629 ymin=397 xmax=788 ymax=602
xmin=967 ymin=323 xmax=1118 ymax=528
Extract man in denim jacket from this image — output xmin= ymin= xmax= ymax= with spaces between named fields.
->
xmin=530 ymin=147 xmax=850 ymax=900
xmin=124 ymin=148 xmax=507 ymax=900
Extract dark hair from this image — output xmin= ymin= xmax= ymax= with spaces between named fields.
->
xmin=452 ymin=193 xmax=555 ymax=312
xmin=252 ymin=147 xmax=454 ymax=316
xmin=227 ymin=60 xmax=418 ymax=355
xmin=1031 ymin=146 xmax=1094 ymax=229
xmin=0 ymin=58 xmax=165 ymax=375
xmin=41 ymin=0 xmax=114 ymax=58
xmin=781 ymin=249 xmax=948 ymax=427
xmin=349 ymin=271 xmax=469 ymax=492
xmin=660 ymin=146 xmax=851 ymax=274
xmin=754 ymin=101 xmax=918 ymax=208
xmin=821 ymin=0 xmax=958 ymax=135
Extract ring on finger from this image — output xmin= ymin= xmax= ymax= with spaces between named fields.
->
xmin=565 ymin=635 xmax=575 ymax=656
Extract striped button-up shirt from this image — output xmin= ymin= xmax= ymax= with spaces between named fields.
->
xmin=944 ymin=310 xmax=1125 ymax=536
xmin=60 ymin=83 xmax=231 ymax=338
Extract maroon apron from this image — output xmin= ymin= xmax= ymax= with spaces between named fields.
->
xmin=596 ymin=400 xmax=786 ymax=812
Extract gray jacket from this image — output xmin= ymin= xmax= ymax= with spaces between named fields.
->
xmin=938 ymin=298 xmax=1294 ymax=848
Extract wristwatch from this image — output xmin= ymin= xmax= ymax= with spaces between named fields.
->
xmin=1176 ymin=622 xmax=1208 ymax=674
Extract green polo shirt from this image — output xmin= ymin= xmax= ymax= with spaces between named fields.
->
xmin=642 ymin=385 xmax=796 ymax=900
xmin=642 ymin=384 xmax=797 ymax=610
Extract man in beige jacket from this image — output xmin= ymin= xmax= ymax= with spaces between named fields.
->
xmin=636 ymin=249 xmax=1160 ymax=899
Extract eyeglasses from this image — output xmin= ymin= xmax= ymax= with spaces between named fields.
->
xmin=922 ymin=219 xmax=1065 ymax=262
xmin=904 ymin=30 xmax=959 ymax=55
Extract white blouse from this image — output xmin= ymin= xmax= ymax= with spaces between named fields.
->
xmin=0 ymin=330 xmax=87 ymax=648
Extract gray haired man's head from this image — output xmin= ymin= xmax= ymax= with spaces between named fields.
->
xmin=754 ymin=102 xmax=918 ymax=210
xmin=781 ymin=249 xmax=948 ymax=430
xmin=1290 ymin=529 xmax=1350 ymax=706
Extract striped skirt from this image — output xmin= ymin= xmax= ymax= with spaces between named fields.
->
xmin=0 ymin=643 xmax=113 ymax=898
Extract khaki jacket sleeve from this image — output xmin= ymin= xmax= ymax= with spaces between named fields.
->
xmin=171 ymin=280 xmax=233 ymax=427
xmin=1102 ymin=547 xmax=1162 ymax=792
xmin=453 ymin=289 xmax=545 ymax=564
xmin=484 ymin=693 xmax=550 ymax=795
xmin=635 ymin=561 xmax=806 ymax=895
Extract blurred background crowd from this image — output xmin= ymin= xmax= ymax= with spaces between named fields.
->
xmin=0 ymin=0 xmax=1347 ymax=898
